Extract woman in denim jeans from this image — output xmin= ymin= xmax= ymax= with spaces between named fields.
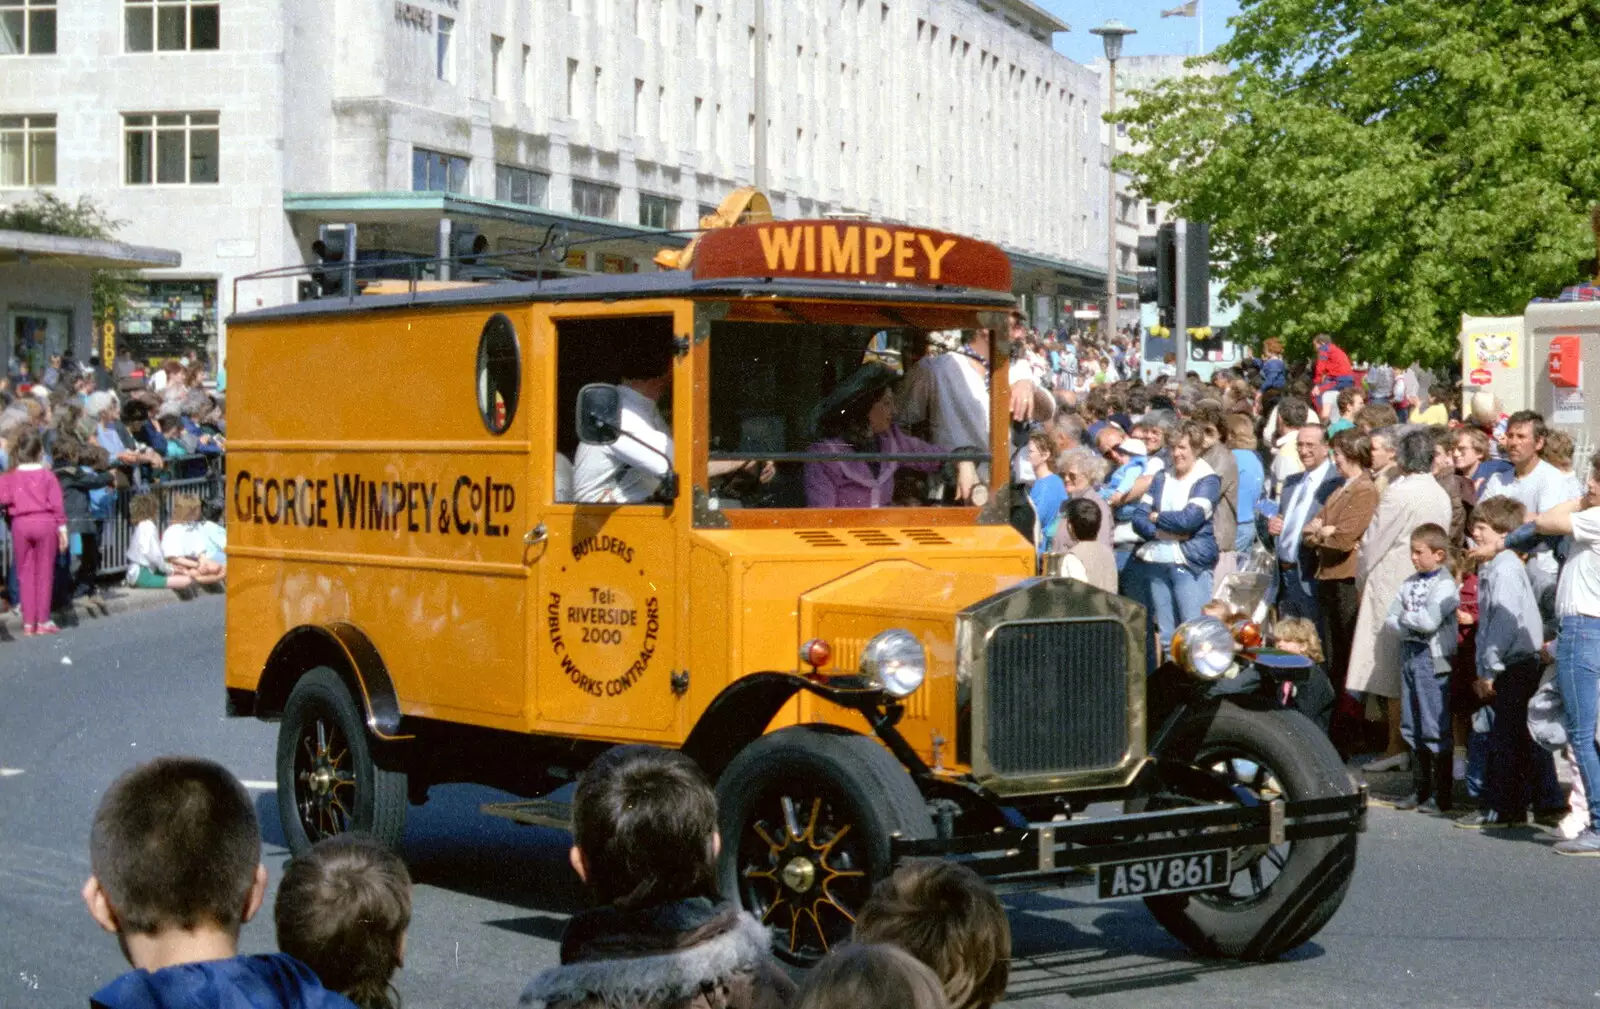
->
xmin=1513 ymin=454 xmax=1600 ymax=854
xmin=1128 ymin=420 xmax=1222 ymax=665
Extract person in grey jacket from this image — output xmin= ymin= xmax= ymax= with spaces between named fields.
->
xmin=1459 ymin=497 xmax=1556 ymax=830
xmin=1384 ymin=523 xmax=1459 ymax=812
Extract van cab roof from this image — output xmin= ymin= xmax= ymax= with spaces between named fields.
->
xmin=227 ymin=269 xmax=1018 ymax=327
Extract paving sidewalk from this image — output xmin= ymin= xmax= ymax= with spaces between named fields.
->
xmin=0 ymin=583 xmax=217 ymax=642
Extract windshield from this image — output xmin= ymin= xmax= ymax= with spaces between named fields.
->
xmin=707 ymin=321 xmax=993 ymax=510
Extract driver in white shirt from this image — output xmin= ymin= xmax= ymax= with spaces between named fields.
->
xmin=572 ymin=340 xmax=771 ymax=504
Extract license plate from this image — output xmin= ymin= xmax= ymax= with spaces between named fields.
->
xmin=1095 ymin=850 xmax=1230 ymax=900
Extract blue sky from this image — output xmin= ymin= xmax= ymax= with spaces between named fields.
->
xmin=1038 ymin=0 xmax=1242 ymax=65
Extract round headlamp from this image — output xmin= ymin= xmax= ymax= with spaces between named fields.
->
xmin=1171 ymin=617 xmax=1237 ymax=681
xmin=859 ymin=629 xmax=927 ymax=698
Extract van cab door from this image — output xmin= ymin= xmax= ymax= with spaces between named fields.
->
xmin=531 ymin=304 xmax=689 ymax=741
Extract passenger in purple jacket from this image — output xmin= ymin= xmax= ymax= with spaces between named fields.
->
xmin=804 ymin=365 xmax=951 ymax=508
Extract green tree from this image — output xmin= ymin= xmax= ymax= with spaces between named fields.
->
xmin=1116 ymin=0 xmax=1600 ymax=366
xmin=0 ymin=191 xmax=137 ymax=325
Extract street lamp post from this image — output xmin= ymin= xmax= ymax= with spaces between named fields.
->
xmin=1091 ymin=19 xmax=1135 ymax=345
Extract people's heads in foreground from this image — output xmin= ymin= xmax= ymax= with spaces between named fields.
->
xmin=855 ymin=861 xmax=1011 ymax=1009
xmin=570 ymin=744 xmax=720 ymax=910
xmin=83 ymin=757 xmax=268 ymax=966
xmin=276 ymin=835 xmax=413 ymax=1009
xmin=795 ymin=943 xmax=952 ymax=1009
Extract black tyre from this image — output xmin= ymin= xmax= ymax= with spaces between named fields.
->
xmin=1141 ymin=703 xmax=1357 ymax=960
xmin=716 ymin=726 xmax=933 ymax=966
xmin=276 ymin=667 xmax=408 ymax=856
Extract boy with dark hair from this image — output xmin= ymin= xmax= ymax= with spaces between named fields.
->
xmin=521 ymin=745 xmax=793 ymax=1009
xmin=1384 ymin=523 xmax=1459 ymax=812
xmin=83 ymin=756 xmax=358 ymax=1008
xmin=854 ymin=861 xmax=1010 ymax=1009
xmin=1457 ymin=497 xmax=1551 ymax=829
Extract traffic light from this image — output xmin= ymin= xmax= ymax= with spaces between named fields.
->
xmin=1137 ymin=222 xmax=1176 ymax=328
xmin=310 ymin=223 xmax=357 ymax=298
xmin=1183 ymin=221 xmax=1210 ymax=329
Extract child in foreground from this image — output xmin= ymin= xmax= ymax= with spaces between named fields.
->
xmin=83 ymin=756 xmax=358 ymax=1008
xmin=1384 ymin=523 xmax=1459 ymax=813
xmin=520 ymin=745 xmax=793 ymax=1009
xmin=853 ymin=861 xmax=1010 ymax=1009
xmin=275 ymin=835 xmax=411 ymax=1009
xmin=795 ymin=944 xmax=950 ymax=1009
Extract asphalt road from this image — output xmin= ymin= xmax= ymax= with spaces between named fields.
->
xmin=2 ymin=598 xmax=1599 ymax=1008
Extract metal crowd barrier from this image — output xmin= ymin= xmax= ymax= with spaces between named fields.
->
xmin=0 ymin=454 xmax=226 ymax=580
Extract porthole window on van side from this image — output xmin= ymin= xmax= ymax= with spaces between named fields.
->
xmin=477 ymin=313 xmax=521 ymax=434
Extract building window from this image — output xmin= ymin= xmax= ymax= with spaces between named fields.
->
xmin=566 ymin=58 xmax=578 ymax=117
xmin=522 ymin=44 xmax=532 ymax=106
xmin=0 ymin=114 xmax=56 ymax=187
xmin=412 ymin=146 xmax=469 ymax=194
xmin=571 ymin=179 xmax=618 ymax=219
xmin=495 ymin=164 xmax=547 ymax=206
xmin=633 ymin=79 xmax=645 ymax=134
xmin=0 ymin=0 xmax=56 ymax=55
xmin=694 ymin=97 xmax=706 ymax=150
xmin=125 ymin=0 xmax=217 ymax=52
xmin=490 ymin=35 xmax=504 ymax=98
xmin=436 ymin=16 xmax=455 ymax=81
xmin=124 ymin=112 xmax=219 ymax=185
xmin=639 ymin=193 xmax=676 ymax=229
xmin=593 ymin=66 xmax=606 ymax=130
xmin=1146 ymin=204 xmax=1157 ymax=226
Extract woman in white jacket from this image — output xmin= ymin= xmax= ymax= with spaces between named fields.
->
xmin=1347 ymin=427 xmax=1453 ymax=769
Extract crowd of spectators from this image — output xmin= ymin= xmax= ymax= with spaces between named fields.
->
xmin=0 ymin=350 xmax=226 ymax=635
xmin=1008 ymin=324 xmax=1600 ymax=855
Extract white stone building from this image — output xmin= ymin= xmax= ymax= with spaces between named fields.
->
xmin=2 ymin=0 xmax=1126 ymax=365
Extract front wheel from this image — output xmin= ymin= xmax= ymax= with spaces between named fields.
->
xmin=715 ymin=726 xmax=933 ymax=966
xmin=1142 ymin=702 xmax=1358 ymax=960
xmin=276 ymin=667 xmax=409 ymax=855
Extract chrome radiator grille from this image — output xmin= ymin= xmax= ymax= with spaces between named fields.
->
xmin=984 ymin=619 xmax=1129 ymax=776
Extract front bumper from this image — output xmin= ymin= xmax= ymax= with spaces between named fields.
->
xmin=893 ymin=788 xmax=1367 ymax=884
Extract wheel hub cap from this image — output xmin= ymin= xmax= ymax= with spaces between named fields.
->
xmin=781 ymin=857 xmax=817 ymax=894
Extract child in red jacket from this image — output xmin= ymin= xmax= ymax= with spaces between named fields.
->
xmin=0 ymin=429 xmax=68 ymax=635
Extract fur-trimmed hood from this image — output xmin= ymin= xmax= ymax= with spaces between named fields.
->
xmin=520 ymin=900 xmax=792 ymax=1009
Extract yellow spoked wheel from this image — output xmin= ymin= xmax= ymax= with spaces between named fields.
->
xmin=741 ymin=792 xmax=870 ymax=961
xmin=275 ymin=667 xmax=409 ymax=855
xmin=716 ymin=726 xmax=934 ymax=967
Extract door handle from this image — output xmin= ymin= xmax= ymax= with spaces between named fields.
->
xmin=524 ymin=522 xmax=548 ymax=547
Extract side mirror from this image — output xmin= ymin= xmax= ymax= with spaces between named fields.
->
xmin=575 ymin=384 xmax=621 ymax=445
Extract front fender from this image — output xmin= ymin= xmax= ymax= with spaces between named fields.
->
xmin=681 ymin=672 xmax=895 ymax=779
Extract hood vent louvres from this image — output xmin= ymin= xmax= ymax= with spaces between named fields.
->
xmin=903 ymin=528 xmax=951 ymax=545
xmin=849 ymin=529 xmax=899 ymax=547
xmin=795 ymin=531 xmax=847 ymax=548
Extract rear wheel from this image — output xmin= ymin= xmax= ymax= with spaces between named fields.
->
xmin=1142 ymin=702 xmax=1357 ymax=960
xmin=276 ymin=667 xmax=408 ymax=855
xmin=716 ymin=726 xmax=933 ymax=966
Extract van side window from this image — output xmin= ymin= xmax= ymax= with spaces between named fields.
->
xmin=555 ymin=315 xmax=677 ymax=504
xmin=476 ymin=313 xmax=521 ymax=435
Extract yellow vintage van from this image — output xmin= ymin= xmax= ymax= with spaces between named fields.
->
xmin=224 ymin=200 xmax=1363 ymax=964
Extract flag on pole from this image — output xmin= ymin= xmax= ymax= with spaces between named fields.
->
xmin=1161 ymin=1 xmax=1197 ymax=16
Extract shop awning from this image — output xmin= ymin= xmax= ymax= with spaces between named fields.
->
xmin=0 ymin=230 xmax=182 ymax=270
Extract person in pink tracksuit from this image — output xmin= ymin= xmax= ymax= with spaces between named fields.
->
xmin=0 ymin=429 xmax=68 ymax=635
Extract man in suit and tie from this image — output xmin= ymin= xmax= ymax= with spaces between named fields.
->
xmin=1260 ymin=425 xmax=1345 ymax=628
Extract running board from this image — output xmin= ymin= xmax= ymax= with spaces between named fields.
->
xmin=481 ymin=798 xmax=573 ymax=830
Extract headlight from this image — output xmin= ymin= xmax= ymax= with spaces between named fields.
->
xmin=1171 ymin=617 xmax=1236 ymax=681
xmin=859 ymin=629 xmax=927 ymax=698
